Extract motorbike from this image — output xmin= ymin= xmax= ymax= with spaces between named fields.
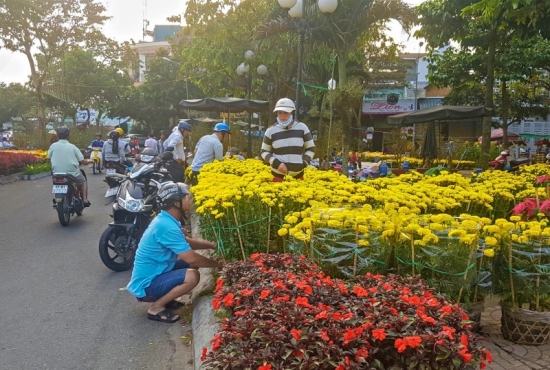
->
xmin=99 ymin=148 xmax=174 ymax=272
xmin=89 ymin=146 xmax=102 ymax=174
xmin=51 ymin=172 xmax=85 ymax=226
xmin=489 ymin=150 xmax=530 ymax=172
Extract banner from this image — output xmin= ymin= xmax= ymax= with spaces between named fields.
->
xmin=362 ymin=96 xmax=415 ymax=115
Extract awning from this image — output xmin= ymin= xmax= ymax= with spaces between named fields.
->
xmin=179 ymin=97 xmax=269 ymax=113
xmin=387 ymin=105 xmax=492 ymax=126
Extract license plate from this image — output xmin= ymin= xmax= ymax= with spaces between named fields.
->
xmin=105 ymin=187 xmax=119 ymax=197
xmin=52 ymin=185 xmax=68 ymax=194
xmin=106 ymin=168 xmax=116 ymax=174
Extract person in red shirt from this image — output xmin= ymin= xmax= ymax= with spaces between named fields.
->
xmin=350 ymin=150 xmax=359 ymax=170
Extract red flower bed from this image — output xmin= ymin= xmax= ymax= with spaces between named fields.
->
xmin=203 ymin=253 xmax=492 ymax=370
xmin=0 ymin=152 xmax=40 ymax=172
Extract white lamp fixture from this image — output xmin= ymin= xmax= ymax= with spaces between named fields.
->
xmin=257 ymin=64 xmax=268 ymax=75
xmin=327 ymin=78 xmax=336 ymax=90
xmin=318 ymin=0 xmax=338 ymax=14
xmin=237 ymin=63 xmax=249 ymax=75
xmin=244 ymin=50 xmax=255 ymax=61
xmin=288 ymin=0 xmax=303 ymax=18
xmin=278 ymin=0 xmax=297 ymax=8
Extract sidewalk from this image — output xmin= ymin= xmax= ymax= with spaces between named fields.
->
xmin=480 ymin=298 xmax=550 ymax=369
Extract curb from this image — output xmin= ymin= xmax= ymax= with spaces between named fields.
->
xmin=0 ymin=171 xmax=24 ymax=185
xmin=192 ymin=295 xmax=217 ymax=370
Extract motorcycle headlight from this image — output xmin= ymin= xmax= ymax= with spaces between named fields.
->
xmin=119 ymin=195 xmax=145 ymax=212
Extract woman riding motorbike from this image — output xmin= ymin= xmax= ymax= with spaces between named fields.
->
xmin=102 ymin=130 xmax=131 ymax=173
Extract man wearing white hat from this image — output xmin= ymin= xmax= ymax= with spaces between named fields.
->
xmin=261 ymin=97 xmax=316 ymax=182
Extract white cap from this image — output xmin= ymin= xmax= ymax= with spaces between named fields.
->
xmin=273 ymin=97 xmax=295 ymax=113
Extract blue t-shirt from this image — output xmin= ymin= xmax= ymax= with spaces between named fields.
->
xmin=126 ymin=211 xmax=191 ymax=298
xmin=90 ymin=140 xmax=104 ymax=148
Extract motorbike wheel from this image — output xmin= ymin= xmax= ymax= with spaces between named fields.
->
xmin=57 ymin=195 xmax=71 ymax=226
xmin=99 ymin=225 xmax=136 ymax=272
xmin=92 ymin=160 xmax=98 ymax=174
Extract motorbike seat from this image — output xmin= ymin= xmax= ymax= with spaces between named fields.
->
xmin=106 ymin=173 xmax=127 ymax=179
xmin=52 ymin=173 xmax=78 ymax=183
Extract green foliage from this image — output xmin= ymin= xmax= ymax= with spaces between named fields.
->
xmin=0 ymin=83 xmax=36 ymax=123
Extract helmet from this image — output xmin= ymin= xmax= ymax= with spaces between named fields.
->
xmin=273 ymin=98 xmax=295 ymax=113
xmin=519 ymin=148 xmax=526 ymax=154
xmin=157 ymin=182 xmax=190 ymax=209
xmin=115 ymin=128 xmax=124 ymax=136
xmin=178 ymin=121 xmax=192 ymax=131
xmin=546 ymin=153 xmax=550 ymax=160
xmin=56 ymin=126 xmax=70 ymax=140
xmin=109 ymin=130 xmax=120 ymax=140
xmin=214 ymin=122 xmax=231 ymax=133
xmin=501 ymin=150 xmax=509 ymax=156
xmin=229 ymin=147 xmax=239 ymax=154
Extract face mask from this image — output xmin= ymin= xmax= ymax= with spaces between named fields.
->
xmin=276 ymin=114 xmax=294 ymax=128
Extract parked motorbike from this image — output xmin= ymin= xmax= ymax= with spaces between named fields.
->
xmin=51 ymin=172 xmax=85 ymax=226
xmin=489 ymin=150 xmax=530 ymax=172
xmin=99 ymin=148 xmax=174 ymax=272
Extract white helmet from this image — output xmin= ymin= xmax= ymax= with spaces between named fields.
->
xmin=501 ymin=150 xmax=509 ymax=156
xmin=546 ymin=153 xmax=550 ymax=160
xmin=519 ymin=148 xmax=526 ymax=154
xmin=273 ymin=98 xmax=295 ymax=113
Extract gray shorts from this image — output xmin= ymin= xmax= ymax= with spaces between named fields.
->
xmin=74 ymin=171 xmax=86 ymax=185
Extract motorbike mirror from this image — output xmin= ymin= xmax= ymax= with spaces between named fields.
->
xmin=165 ymin=146 xmax=174 ymax=152
xmin=161 ymin=151 xmax=174 ymax=161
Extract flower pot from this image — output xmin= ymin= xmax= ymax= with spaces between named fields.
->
xmin=501 ymin=304 xmax=550 ymax=345
xmin=389 ymin=169 xmax=409 ymax=177
xmin=413 ymin=168 xmax=428 ymax=174
xmin=460 ymin=298 xmax=484 ymax=333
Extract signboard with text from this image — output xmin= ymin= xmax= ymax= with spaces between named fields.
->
xmin=362 ymin=95 xmax=415 ymax=115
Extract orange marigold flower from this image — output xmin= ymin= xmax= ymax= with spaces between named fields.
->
xmin=460 ymin=333 xmax=469 ymax=347
xmin=291 ymin=328 xmax=301 ymax=341
xmin=355 ymin=347 xmax=369 ymax=362
xmin=315 ymin=311 xmax=328 ymax=320
xmin=459 ymin=347 xmax=473 ymax=363
xmin=214 ymin=278 xmax=224 ymax=293
xmin=212 ymin=297 xmax=221 ymax=310
xmin=273 ymin=295 xmax=290 ymax=302
xmin=295 ymin=296 xmax=311 ymax=308
xmin=258 ymin=364 xmax=272 ymax=370
xmin=201 ymin=347 xmax=207 ymax=361
xmin=260 ymin=290 xmax=270 ymax=299
xmin=320 ymin=330 xmax=330 ymax=341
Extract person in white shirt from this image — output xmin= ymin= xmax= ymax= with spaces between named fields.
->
xmin=165 ymin=121 xmax=191 ymax=164
xmin=189 ymin=122 xmax=230 ymax=185
xmin=144 ymin=133 xmax=158 ymax=151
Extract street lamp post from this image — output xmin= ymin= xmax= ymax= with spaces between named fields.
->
xmin=278 ymin=0 xmax=338 ymax=120
xmin=414 ymin=42 xmax=424 ymax=112
xmin=236 ymin=50 xmax=268 ymax=156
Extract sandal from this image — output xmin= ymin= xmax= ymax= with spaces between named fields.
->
xmin=165 ymin=300 xmax=185 ymax=310
xmin=147 ymin=309 xmax=180 ymax=323
xmin=83 ymin=201 xmax=91 ymax=207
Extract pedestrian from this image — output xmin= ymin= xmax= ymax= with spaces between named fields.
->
xmin=189 ymin=122 xmax=230 ymax=185
xmin=48 ymin=130 xmax=58 ymax=144
xmin=350 ymin=149 xmax=358 ymax=170
xmin=126 ymin=182 xmax=222 ymax=323
xmin=144 ymin=133 xmax=158 ymax=150
xmin=261 ymin=97 xmax=316 ymax=182
xmin=157 ymin=130 xmax=167 ymax=155
xmin=102 ymin=130 xmax=131 ymax=171
xmin=164 ymin=121 xmax=192 ymax=181
xmin=227 ymin=147 xmax=245 ymax=160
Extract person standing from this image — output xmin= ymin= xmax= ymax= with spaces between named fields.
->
xmin=261 ymin=98 xmax=316 ymax=182
xmin=189 ymin=122 xmax=230 ymax=184
xmin=144 ymin=133 xmax=158 ymax=150
xmin=157 ymin=130 xmax=167 ymax=155
xmin=164 ymin=121 xmax=192 ymax=181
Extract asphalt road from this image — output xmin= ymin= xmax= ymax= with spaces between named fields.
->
xmin=0 ymin=168 xmax=187 ymax=370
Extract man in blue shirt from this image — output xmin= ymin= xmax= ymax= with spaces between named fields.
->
xmin=189 ymin=122 xmax=230 ymax=185
xmin=126 ymin=182 xmax=222 ymax=323
xmin=90 ymin=133 xmax=104 ymax=148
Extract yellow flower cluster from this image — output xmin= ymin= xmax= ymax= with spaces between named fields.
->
xmin=10 ymin=149 xmax=48 ymax=159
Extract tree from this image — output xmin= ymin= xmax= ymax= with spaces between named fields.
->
xmin=0 ymin=0 xmax=110 ymax=128
xmin=0 ymin=83 xmax=36 ymax=124
xmin=45 ymin=45 xmax=133 ymax=126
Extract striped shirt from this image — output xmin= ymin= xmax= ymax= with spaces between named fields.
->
xmin=261 ymin=121 xmax=315 ymax=177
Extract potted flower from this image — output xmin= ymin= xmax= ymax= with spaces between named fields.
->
xmin=496 ymin=217 xmax=550 ymax=345
xmin=511 ymin=175 xmax=550 ymax=220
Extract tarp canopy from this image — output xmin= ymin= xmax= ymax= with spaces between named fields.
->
xmin=387 ymin=105 xmax=492 ymax=126
xmin=478 ymin=128 xmax=520 ymax=142
xmin=179 ymin=97 xmax=269 ymax=113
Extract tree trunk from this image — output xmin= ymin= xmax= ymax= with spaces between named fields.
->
xmin=501 ymin=80 xmax=509 ymax=148
xmin=481 ymin=29 xmax=497 ymax=168
xmin=337 ymin=53 xmax=348 ymax=88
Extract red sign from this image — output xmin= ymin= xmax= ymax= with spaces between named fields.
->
xmin=362 ymin=99 xmax=415 ymax=114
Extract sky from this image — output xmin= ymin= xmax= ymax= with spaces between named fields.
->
xmin=0 ymin=0 xmax=425 ymax=85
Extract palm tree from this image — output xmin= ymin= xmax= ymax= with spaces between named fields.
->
xmin=255 ymin=0 xmax=416 ymax=88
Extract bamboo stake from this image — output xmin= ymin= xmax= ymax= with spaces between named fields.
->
xmin=457 ymin=235 xmax=478 ymax=304
xmin=411 ymin=232 xmax=415 ymax=276
xmin=353 ymin=228 xmax=359 ymax=277
xmin=232 ymin=208 xmax=247 ymax=261
xmin=266 ymin=207 xmax=272 ymax=253
xmin=211 ymin=222 xmax=227 ymax=264
xmin=536 ymin=241 xmax=542 ymax=311
xmin=509 ymin=240 xmax=516 ymax=309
